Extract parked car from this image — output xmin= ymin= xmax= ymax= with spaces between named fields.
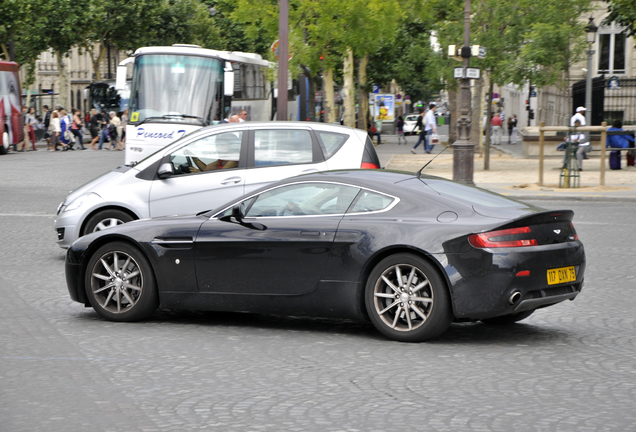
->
xmin=65 ymin=169 xmax=586 ymax=342
xmin=55 ymin=122 xmax=381 ymax=248
xmin=403 ymin=114 xmax=420 ymax=135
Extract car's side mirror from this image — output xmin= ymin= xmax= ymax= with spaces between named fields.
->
xmin=157 ymin=162 xmax=174 ymax=179
xmin=220 ymin=203 xmax=266 ymax=231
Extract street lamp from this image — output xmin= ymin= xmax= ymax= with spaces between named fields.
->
xmin=584 ymin=17 xmax=598 ymax=126
xmin=452 ymin=0 xmax=475 ymax=185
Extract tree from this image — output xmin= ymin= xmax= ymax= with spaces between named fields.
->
xmin=604 ymin=0 xmax=636 ymax=36
xmin=82 ymin=0 xmax=164 ymax=81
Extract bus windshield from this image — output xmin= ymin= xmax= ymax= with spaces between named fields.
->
xmin=129 ymin=54 xmax=224 ymax=125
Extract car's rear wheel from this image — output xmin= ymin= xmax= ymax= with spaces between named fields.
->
xmin=83 ymin=209 xmax=134 ymax=235
xmin=85 ymin=241 xmax=158 ymax=321
xmin=365 ymin=254 xmax=452 ymax=342
xmin=481 ymin=309 xmax=535 ymax=325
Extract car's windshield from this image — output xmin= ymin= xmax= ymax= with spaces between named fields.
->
xmin=129 ymin=54 xmax=224 ymax=125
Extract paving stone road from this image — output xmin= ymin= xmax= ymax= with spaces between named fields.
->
xmin=1 ymin=149 xmax=635 ymax=431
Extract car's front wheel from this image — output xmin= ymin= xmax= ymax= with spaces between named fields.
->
xmin=365 ymin=254 xmax=452 ymax=342
xmin=83 ymin=209 xmax=134 ymax=236
xmin=85 ymin=241 xmax=158 ymax=321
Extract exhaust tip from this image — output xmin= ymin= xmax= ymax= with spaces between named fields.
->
xmin=509 ymin=291 xmax=522 ymax=305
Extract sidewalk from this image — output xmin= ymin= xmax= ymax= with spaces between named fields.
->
xmin=375 ymin=133 xmax=636 ymax=202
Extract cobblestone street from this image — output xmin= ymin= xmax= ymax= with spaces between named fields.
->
xmin=1 ymin=149 xmax=635 ymax=431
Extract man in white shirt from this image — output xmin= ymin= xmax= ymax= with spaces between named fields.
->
xmin=571 ymin=106 xmax=586 ymax=127
xmin=424 ymin=103 xmax=437 ymax=153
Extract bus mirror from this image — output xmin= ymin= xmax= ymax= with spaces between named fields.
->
xmin=224 ymin=71 xmax=234 ymax=96
xmin=115 ymin=66 xmax=128 ymax=90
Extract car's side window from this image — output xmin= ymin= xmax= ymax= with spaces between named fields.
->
xmin=169 ymin=131 xmax=243 ymax=176
xmin=316 ymin=131 xmax=349 ymax=158
xmin=245 ymin=183 xmax=360 ymax=217
xmin=349 ymin=190 xmax=394 ymax=213
xmin=254 ymin=129 xmax=313 ymax=167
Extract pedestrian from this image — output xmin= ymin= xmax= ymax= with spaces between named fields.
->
xmin=21 ymin=107 xmax=37 ymax=151
xmin=396 ymin=116 xmax=406 ymax=144
xmin=238 ymin=109 xmax=248 ymax=122
xmin=571 ymin=106 xmax=586 ymax=127
xmin=507 ymin=114 xmax=517 ymax=144
xmin=71 ymin=109 xmax=85 ymax=149
xmin=97 ymin=110 xmax=109 ymax=150
xmin=423 ymin=103 xmax=437 ymax=153
xmin=59 ymin=108 xmax=73 ymax=150
xmin=88 ymin=108 xmax=100 ymax=150
xmin=120 ymin=108 xmax=128 ymax=148
xmin=570 ymin=107 xmax=589 ymax=161
xmin=42 ymin=105 xmax=52 ymax=150
xmin=606 ymin=119 xmax=635 ymax=169
xmin=49 ymin=111 xmax=62 ymax=151
xmin=491 ymin=113 xmax=503 ymax=145
xmin=412 ymin=103 xmax=437 ymax=153
xmin=410 ymin=108 xmax=426 ymax=153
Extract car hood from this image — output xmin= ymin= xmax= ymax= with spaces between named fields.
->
xmin=62 ymin=165 xmax=137 ymax=204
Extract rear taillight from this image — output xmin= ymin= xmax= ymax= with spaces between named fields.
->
xmin=570 ymin=222 xmax=579 ymax=241
xmin=469 ymin=226 xmax=538 ymax=248
xmin=361 ymin=162 xmax=380 ymax=169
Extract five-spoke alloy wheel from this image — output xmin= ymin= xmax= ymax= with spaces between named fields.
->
xmin=366 ymin=254 xmax=452 ymax=342
xmin=85 ymin=242 xmax=158 ymax=321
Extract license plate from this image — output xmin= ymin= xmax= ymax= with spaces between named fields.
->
xmin=547 ymin=266 xmax=576 ymax=285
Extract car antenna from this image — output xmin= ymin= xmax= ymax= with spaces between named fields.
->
xmin=416 ymin=145 xmax=450 ymax=179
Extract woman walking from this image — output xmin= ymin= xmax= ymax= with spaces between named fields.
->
xmin=49 ymin=111 xmax=62 ymax=151
xmin=71 ymin=109 xmax=85 ymax=149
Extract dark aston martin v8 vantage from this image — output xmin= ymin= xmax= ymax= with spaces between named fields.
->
xmin=65 ymin=170 xmax=585 ymax=342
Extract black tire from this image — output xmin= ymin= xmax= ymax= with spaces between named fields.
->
xmin=85 ymin=241 xmax=158 ymax=321
xmin=1 ymin=130 xmax=9 ymax=155
xmin=365 ymin=253 xmax=452 ymax=342
xmin=481 ymin=309 xmax=535 ymax=325
xmin=83 ymin=209 xmax=134 ymax=236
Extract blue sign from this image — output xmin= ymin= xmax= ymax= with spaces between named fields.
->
xmin=372 ymin=84 xmax=380 ymax=94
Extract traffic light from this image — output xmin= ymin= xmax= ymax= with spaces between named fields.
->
xmin=525 ymin=100 xmax=530 ymax=111
xmin=529 ymin=109 xmax=535 ymax=120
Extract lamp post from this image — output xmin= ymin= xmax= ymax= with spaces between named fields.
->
xmin=452 ymin=0 xmax=475 ymax=185
xmin=585 ymin=17 xmax=598 ymax=126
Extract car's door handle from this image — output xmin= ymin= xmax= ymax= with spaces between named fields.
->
xmin=301 ymin=169 xmax=319 ymax=173
xmin=221 ymin=176 xmax=242 ymax=185
xmin=300 ymin=231 xmax=321 ymax=236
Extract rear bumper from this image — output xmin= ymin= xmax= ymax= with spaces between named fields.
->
xmin=444 ymin=241 xmax=586 ymax=320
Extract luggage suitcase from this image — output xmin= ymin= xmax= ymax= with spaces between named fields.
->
xmin=627 ymin=151 xmax=635 ymax=167
xmin=609 ymin=151 xmax=621 ymax=170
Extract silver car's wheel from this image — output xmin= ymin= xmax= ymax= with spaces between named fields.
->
xmin=366 ymin=254 xmax=452 ymax=342
xmin=85 ymin=242 xmax=158 ymax=321
xmin=83 ymin=209 xmax=134 ymax=236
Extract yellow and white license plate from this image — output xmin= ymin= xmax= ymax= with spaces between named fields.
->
xmin=547 ymin=266 xmax=576 ymax=285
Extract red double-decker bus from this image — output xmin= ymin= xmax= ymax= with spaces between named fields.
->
xmin=0 ymin=61 xmax=24 ymax=154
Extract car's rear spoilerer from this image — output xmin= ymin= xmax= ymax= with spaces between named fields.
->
xmin=64 ymin=169 xmax=585 ymax=342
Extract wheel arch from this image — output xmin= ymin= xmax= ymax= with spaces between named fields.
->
xmin=79 ymin=205 xmax=140 ymax=237
xmin=76 ymin=234 xmax=158 ymax=307
xmin=357 ymin=246 xmax=455 ymax=320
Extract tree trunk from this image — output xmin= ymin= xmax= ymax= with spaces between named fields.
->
xmin=448 ymin=88 xmax=457 ymax=144
xmin=357 ymin=54 xmax=369 ymax=131
xmin=484 ymin=79 xmax=494 ymax=170
xmin=323 ymin=68 xmax=335 ymax=124
xmin=56 ymin=50 xmax=69 ymax=110
xmin=470 ymin=77 xmax=482 ymax=154
xmin=87 ymin=43 xmax=106 ymax=81
xmin=342 ymin=48 xmax=355 ymax=127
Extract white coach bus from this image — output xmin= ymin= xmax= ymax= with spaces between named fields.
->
xmin=118 ymin=44 xmax=297 ymax=165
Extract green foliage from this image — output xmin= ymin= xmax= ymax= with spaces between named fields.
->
xmin=604 ymin=0 xmax=636 ymax=37
xmin=149 ymin=0 xmax=221 ymax=48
